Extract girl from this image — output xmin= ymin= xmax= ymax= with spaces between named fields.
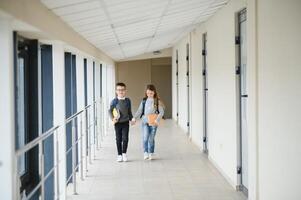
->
xmin=132 ymin=84 xmax=164 ymax=160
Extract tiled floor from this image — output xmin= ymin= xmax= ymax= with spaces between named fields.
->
xmin=67 ymin=120 xmax=247 ymax=200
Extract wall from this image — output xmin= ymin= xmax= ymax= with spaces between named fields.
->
xmin=256 ymin=0 xmax=301 ymax=199
xmin=172 ymin=35 xmax=190 ymax=133
xmin=117 ymin=59 xmax=151 ymax=112
xmin=151 ymin=63 xmax=172 ymax=118
xmin=0 ymin=10 xmax=116 ymax=200
xmin=0 ymin=0 xmax=114 ymax=66
xmin=0 ymin=17 xmax=15 ymax=200
xmin=52 ymin=42 xmax=67 ymax=199
xmin=116 ymin=58 xmax=172 ymax=117
xmin=173 ymin=0 xmax=301 ymax=199
xmin=118 ymin=48 xmax=172 ymax=62
xmin=172 ymin=0 xmax=246 ymax=189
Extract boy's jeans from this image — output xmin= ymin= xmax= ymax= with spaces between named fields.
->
xmin=142 ymin=123 xmax=158 ymax=153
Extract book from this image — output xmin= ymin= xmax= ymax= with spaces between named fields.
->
xmin=147 ymin=114 xmax=158 ymax=126
xmin=112 ymin=108 xmax=120 ymax=119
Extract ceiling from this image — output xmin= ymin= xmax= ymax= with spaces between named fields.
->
xmin=41 ymin=0 xmax=228 ymax=61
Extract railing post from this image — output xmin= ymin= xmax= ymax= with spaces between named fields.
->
xmin=80 ymin=114 xmax=84 ymax=181
xmin=54 ymin=129 xmax=60 ymax=200
xmin=15 ymin=156 xmax=21 ymax=200
xmin=95 ymin=101 xmax=99 ymax=150
xmin=99 ymin=99 xmax=103 ymax=142
xmin=88 ymin=109 xmax=92 ymax=164
xmin=40 ymin=141 xmax=45 ymax=200
xmin=71 ymin=119 xmax=77 ymax=195
xmin=93 ymin=101 xmax=97 ymax=160
xmin=85 ymin=108 xmax=88 ymax=173
xmin=102 ymin=99 xmax=105 ymax=139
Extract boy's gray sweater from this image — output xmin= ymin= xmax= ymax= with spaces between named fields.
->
xmin=108 ymin=97 xmax=133 ymax=123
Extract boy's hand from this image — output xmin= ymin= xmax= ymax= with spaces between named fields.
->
xmin=112 ymin=118 xmax=118 ymax=124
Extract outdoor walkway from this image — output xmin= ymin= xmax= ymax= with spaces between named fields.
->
xmin=67 ymin=120 xmax=246 ymax=200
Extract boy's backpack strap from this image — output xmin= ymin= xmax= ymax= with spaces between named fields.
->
xmin=112 ymin=98 xmax=119 ymax=108
xmin=125 ymin=98 xmax=131 ymax=108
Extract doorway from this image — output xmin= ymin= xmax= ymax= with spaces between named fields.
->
xmin=176 ymin=50 xmax=179 ymax=123
xmin=65 ymin=52 xmax=78 ymax=183
xmin=14 ymin=33 xmax=54 ymax=199
xmin=186 ymin=43 xmax=190 ymax=135
xmin=151 ymin=59 xmax=172 ymax=119
xmin=236 ymin=8 xmax=248 ymax=196
xmin=202 ymin=33 xmax=208 ymax=153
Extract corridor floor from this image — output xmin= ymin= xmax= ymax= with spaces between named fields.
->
xmin=67 ymin=120 xmax=247 ymax=200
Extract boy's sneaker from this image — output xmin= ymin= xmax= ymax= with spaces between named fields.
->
xmin=117 ymin=155 xmax=123 ymax=162
xmin=144 ymin=152 xmax=149 ymax=160
xmin=149 ymin=153 xmax=154 ymax=160
xmin=122 ymin=153 xmax=128 ymax=162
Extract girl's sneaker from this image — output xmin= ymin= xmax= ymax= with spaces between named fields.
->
xmin=149 ymin=153 xmax=153 ymax=160
xmin=117 ymin=155 xmax=123 ymax=162
xmin=122 ymin=153 xmax=128 ymax=162
xmin=144 ymin=152 xmax=149 ymax=160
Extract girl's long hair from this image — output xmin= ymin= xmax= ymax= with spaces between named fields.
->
xmin=144 ymin=84 xmax=164 ymax=109
xmin=144 ymin=84 xmax=158 ymax=99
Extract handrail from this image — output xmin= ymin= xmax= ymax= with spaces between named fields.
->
xmin=15 ymin=98 xmax=103 ymax=200
xmin=15 ymin=102 xmax=97 ymax=157
xmin=65 ymin=110 xmax=84 ymax=124
xmin=15 ymin=125 xmax=60 ymax=157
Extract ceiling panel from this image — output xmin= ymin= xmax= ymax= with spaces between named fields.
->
xmin=41 ymin=0 xmax=90 ymax=9
xmin=52 ymin=1 xmax=101 ymax=16
xmin=41 ymin=0 xmax=229 ymax=60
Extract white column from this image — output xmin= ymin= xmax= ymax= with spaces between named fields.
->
xmin=52 ymin=42 xmax=67 ymax=200
xmin=94 ymin=62 xmax=101 ymax=147
xmin=0 ymin=17 xmax=15 ymax=200
xmin=103 ymin=64 xmax=110 ymax=133
xmin=75 ymin=54 xmax=86 ymax=173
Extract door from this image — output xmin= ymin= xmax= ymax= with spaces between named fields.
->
xmin=151 ymin=62 xmax=172 ymax=118
xmin=186 ymin=43 xmax=190 ymax=135
xmin=100 ymin=64 xmax=103 ymax=98
xmin=93 ymin=61 xmax=96 ymax=149
xmin=176 ymin=50 xmax=179 ymax=123
xmin=84 ymin=58 xmax=89 ymax=156
xmin=65 ymin=52 xmax=78 ymax=183
xmin=237 ymin=8 xmax=248 ymax=195
xmin=202 ymin=33 xmax=209 ymax=153
xmin=41 ymin=44 xmax=54 ymax=200
xmin=14 ymin=33 xmax=40 ymax=199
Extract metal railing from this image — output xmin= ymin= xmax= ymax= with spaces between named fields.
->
xmin=15 ymin=98 xmax=104 ymax=200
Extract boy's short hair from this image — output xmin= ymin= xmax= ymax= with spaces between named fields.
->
xmin=116 ymin=82 xmax=126 ymax=88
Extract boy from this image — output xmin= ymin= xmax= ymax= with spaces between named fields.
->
xmin=108 ymin=82 xmax=134 ymax=162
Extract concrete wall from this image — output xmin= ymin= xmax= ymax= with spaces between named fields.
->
xmin=172 ymin=0 xmax=301 ymax=199
xmin=256 ymin=0 xmax=301 ymax=199
xmin=118 ymin=48 xmax=172 ymax=62
xmin=151 ymin=64 xmax=172 ymax=119
xmin=173 ymin=0 xmax=246 ymax=187
xmin=172 ymin=35 xmax=191 ymax=133
xmin=0 ymin=4 xmax=116 ymax=198
xmin=0 ymin=17 xmax=15 ymax=200
xmin=116 ymin=58 xmax=172 ymax=118
xmin=117 ymin=59 xmax=152 ymax=112
xmin=0 ymin=0 xmax=114 ymax=66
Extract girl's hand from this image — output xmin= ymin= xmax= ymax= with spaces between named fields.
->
xmin=153 ymin=121 xmax=159 ymax=126
xmin=130 ymin=118 xmax=136 ymax=126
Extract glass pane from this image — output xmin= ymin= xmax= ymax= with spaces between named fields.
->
xmin=17 ymin=57 xmax=26 ymax=176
